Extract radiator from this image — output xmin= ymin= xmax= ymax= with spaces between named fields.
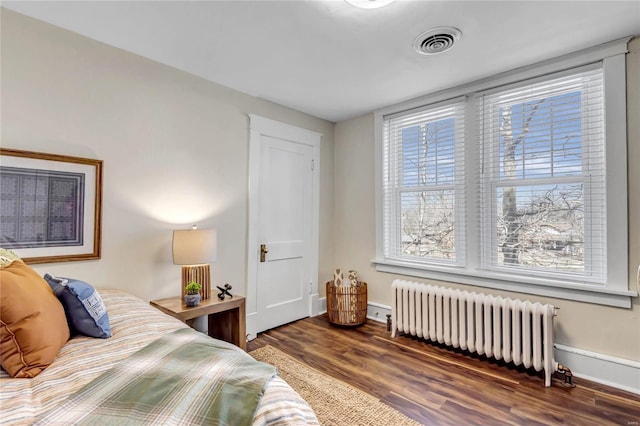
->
xmin=391 ymin=279 xmax=558 ymax=386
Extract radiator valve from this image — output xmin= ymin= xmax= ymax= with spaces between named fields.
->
xmin=557 ymin=364 xmax=576 ymax=388
xmin=386 ymin=314 xmax=392 ymax=331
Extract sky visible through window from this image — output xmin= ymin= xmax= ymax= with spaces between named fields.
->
xmin=499 ymin=92 xmax=583 ymax=181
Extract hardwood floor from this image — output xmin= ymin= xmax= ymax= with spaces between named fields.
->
xmin=248 ymin=315 xmax=640 ymax=425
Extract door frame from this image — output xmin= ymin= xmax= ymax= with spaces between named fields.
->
xmin=246 ymin=114 xmax=322 ymax=340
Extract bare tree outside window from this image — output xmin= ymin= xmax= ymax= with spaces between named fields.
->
xmin=401 ymin=190 xmax=455 ymax=258
xmin=399 ymin=116 xmax=457 ymax=261
xmin=495 ymin=92 xmax=585 ymax=273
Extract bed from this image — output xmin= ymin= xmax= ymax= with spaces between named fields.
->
xmin=0 ymin=289 xmax=319 ymax=425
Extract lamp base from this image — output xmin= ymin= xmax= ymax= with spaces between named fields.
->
xmin=181 ymin=264 xmax=211 ymax=300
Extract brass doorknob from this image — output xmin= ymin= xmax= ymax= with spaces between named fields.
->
xmin=260 ymin=244 xmax=269 ymax=262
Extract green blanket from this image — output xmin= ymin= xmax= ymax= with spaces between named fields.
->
xmin=35 ymin=328 xmax=276 ymax=426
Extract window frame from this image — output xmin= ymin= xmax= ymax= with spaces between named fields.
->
xmin=479 ymin=65 xmax=606 ymax=284
xmin=373 ymin=37 xmax=635 ymax=308
xmin=383 ymin=99 xmax=466 ymax=267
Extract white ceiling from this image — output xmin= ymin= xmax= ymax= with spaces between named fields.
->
xmin=3 ymin=1 xmax=639 ymax=123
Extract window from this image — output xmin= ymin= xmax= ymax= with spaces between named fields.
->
xmin=375 ymin=40 xmax=631 ymax=307
xmin=383 ymin=100 xmax=465 ymax=265
xmin=479 ymin=69 xmax=605 ymax=283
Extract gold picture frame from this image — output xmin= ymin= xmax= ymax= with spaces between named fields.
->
xmin=0 ymin=148 xmax=103 ymax=264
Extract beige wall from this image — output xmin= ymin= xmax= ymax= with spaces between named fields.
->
xmin=334 ymin=39 xmax=640 ymax=362
xmin=0 ymin=9 xmax=335 ymax=302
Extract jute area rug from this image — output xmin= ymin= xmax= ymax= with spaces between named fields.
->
xmin=250 ymin=345 xmax=422 ymax=426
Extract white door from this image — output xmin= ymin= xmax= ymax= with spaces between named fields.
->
xmin=246 ymin=115 xmax=321 ymax=339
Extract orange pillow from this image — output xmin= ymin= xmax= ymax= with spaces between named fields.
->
xmin=0 ymin=260 xmax=70 ymax=377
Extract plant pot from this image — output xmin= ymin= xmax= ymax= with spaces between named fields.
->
xmin=185 ymin=293 xmax=201 ymax=307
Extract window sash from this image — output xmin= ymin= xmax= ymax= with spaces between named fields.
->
xmin=485 ymin=178 xmax=595 ymax=281
xmin=479 ymin=68 xmax=606 ymax=282
xmin=383 ymin=99 xmax=465 ymax=265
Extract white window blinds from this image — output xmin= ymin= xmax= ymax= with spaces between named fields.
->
xmin=383 ymin=99 xmax=466 ymax=265
xmin=478 ymin=67 xmax=606 ymax=282
xmin=376 ymin=41 xmax=630 ymax=306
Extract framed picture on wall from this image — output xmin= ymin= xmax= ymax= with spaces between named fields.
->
xmin=0 ymin=148 xmax=103 ymax=264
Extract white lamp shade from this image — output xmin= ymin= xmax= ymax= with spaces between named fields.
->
xmin=172 ymin=228 xmax=217 ymax=265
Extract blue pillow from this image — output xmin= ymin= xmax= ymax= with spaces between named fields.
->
xmin=43 ymin=274 xmax=111 ymax=339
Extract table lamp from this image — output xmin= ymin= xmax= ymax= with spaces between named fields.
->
xmin=172 ymin=226 xmax=217 ymax=300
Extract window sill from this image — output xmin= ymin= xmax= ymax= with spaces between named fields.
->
xmin=372 ymin=258 xmax=637 ymax=308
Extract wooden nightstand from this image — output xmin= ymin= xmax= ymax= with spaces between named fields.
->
xmin=150 ymin=295 xmax=246 ymax=351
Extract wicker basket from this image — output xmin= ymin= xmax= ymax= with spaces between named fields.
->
xmin=326 ymin=281 xmax=367 ymax=326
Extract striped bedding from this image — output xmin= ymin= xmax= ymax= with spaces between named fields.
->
xmin=0 ymin=290 xmax=318 ymax=425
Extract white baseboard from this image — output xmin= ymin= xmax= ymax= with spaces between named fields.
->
xmin=315 ymin=299 xmax=638 ymax=394
xmin=554 ymin=344 xmax=640 ymax=394
xmin=317 ymin=298 xmax=391 ymax=324
xmin=366 ymin=301 xmax=392 ymax=324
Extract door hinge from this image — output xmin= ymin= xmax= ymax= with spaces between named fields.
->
xmin=309 ymin=281 xmax=313 ymax=294
xmin=311 ymin=159 xmax=315 ymax=171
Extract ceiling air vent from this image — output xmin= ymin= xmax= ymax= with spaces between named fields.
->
xmin=413 ymin=27 xmax=462 ymax=55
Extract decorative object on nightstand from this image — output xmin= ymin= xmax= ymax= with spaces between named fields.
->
xmin=184 ymin=281 xmax=202 ymax=307
xmin=216 ymin=283 xmax=233 ymax=300
xmin=172 ymin=226 xmax=217 ymax=300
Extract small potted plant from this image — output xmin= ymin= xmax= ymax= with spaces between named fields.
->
xmin=184 ymin=281 xmax=202 ymax=307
